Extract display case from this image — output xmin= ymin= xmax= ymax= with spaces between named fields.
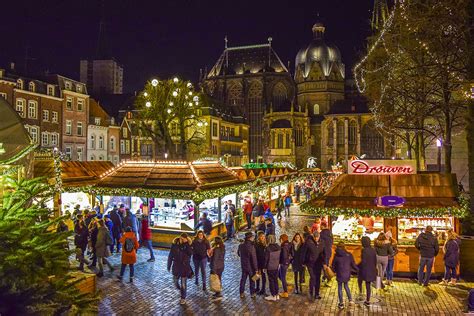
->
xmin=199 ymin=198 xmax=219 ymax=223
xmin=150 ymin=198 xmax=195 ymax=230
xmin=271 ymin=186 xmax=280 ymax=200
xmin=331 ymin=215 xmax=384 ymax=241
xmin=398 ymin=217 xmax=454 ymax=242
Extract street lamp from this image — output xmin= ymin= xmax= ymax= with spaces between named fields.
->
xmin=436 ymin=139 xmax=442 ymax=172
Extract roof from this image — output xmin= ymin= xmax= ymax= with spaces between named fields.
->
xmin=0 ymin=98 xmax=35 ymax=165
xmin=326 ymin=98 xmax=369 ymax=115
xmin=93 ymin=93 xmax=136 ymax=119
xmin=207 ymin=44 xmax=288 ymax=78
xmin=96 ymin=160 xmax=242 ymax=191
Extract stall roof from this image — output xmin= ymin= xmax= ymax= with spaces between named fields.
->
xmin=96 ymin=160 xmax=242 ymax=191
xmin=230 ymin=166 xmax=298 ymax=182
xmin=310 ymin=173 xmax=459 ymax=209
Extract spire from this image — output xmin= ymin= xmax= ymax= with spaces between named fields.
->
xmin=267 ymin=37 xmax=273 ymax=67
xmin=96 ymin=0 xmax=109 ymax=59
xmin=224 ymin=35 xmax=229 ymax=69
xmin=372 ymin=0 xmax=389 ymax=30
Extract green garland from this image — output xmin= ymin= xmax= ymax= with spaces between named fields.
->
xmin=299 ymin=196 xmax=470 ymax=218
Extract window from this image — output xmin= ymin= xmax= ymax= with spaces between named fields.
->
xmin=90 ymin=154 xmax=95 ymax=161
xmin=29 ymin=126 xmax=39 ymax=143
xmin=50 ymin=133 xmax=58 ymax=146
xmin=42 ymin=110 xmax=49 ymax=121
xmin=0 ymin=92 xmax=7 ymax=100
xmin=125 ymin=140 xmax=130 ymax=154
xmin=65 ymin=147 xmax=72 ymax=159
xmin=77 ymin=147 xmax=83 ymax=161
xmin=28 ymin=100 xmax=37 ymax=119
xmin=77 ymin=99 xmax=84 ymax=111
xmin=120 ymin=140 xmax=125 ymax=154
xmin=90 ymin=134 xmax=96 ymax=149
xmin=65 ymin=81 xmax=71 ymax=90
xmin=47 ymin=85 xmax=54 ymax=96
xmin=77 ymin=122 xmax=83 ymax=136
xmin=98 ymin=155 xmax=104 ymax=161
xmin=337 ymin=121 xmax=344 ymax=145
xmin=122 ymin=127 xmax=128 ymax=138
xmin=17 ymin=79 xmax=24 ymax=90
xmin=65 ymin=120 xmax=72 ymax=135
xmin=313 ymin=104 xmax=320 ymax=115
xmin=348 ymin=121 xmax=357 ymax=145
xmin=98 ymin=135 xmax=104 ymax=149
xmin=110 ymin=136 xmax=116 ymax=151
xmin=28 ymin=82 xmax=35 ymax=92
xmin=327 ymin=122 xmax=334 ymax=146
xmin=16 ymin=99 xmax=25 ymax=117
xmin=286 ymin=133 xmax=290 ymax=149
xmin=212 ymin=122 xmax=218 ymax=137
xmin=272 ymin=83 xmax=288 ymax=110
xmin=76 ymin=84 xmax=82 ymax=93
xmin=277 ymin=134 xmax=283 ymax=149
xmin=52 ymin=111 xmax=58 ymax=123
xmin=66 ymin=97 xmax=73 ymax=110
xmin=295 ymin=128 xmax=304 ymax=147
xmin=41 ymin=132 xmax=48 ymax=146
xmin=95 ymin=117 xmax=101 ymax=125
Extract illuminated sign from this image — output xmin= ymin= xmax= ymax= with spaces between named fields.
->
xmin=348 ymin=159 xmax=416 ymax=175
xmin=375 ymin=196 xmax=406 ymax=207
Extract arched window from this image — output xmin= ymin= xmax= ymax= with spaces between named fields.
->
xmin=227 ymin=83 xmax=243 ymax=107
xmin=327 ymin=121 xmax=334 ymax=146
xmin=313 ymin=104 xmax=320 ymax=115
xmin=90 ymin=134 xmax=96 ymax=149
xmin=348 ymin=120 xmax=357 ymax=145
xmin=98 ymin=136 xmax=104 ymax=149
xmin=110 ymin=136 xmax=116 ymax=151
xmin=361 ymin=121 xmax=385 ymax=158
xmin=248 ymin=81 xmax=263 ymax=160
xmin=337 ymin=120 xmax=344 ymax=145
xmin=28 ymin=101 xmax=37 ymax=119
xmin=295 ymin=126 xmax=304 ymax=147
xmin=277 ymin=133 xmax=283 ymax=149
xmin=90 ymin=154 xmax=95 ymax=161
xmin=272 ymin=82 xmax=288 ymax=110
xmin=98 ymin=155 xmax=104 ymax=161
xmin=28 ymin=82 xmax=35 ymax=92
xmin=17 ymin=79 xmax=24 ymax=90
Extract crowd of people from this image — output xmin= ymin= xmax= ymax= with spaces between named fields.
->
xmin=293 ymin=173 xmax=339 ymax=203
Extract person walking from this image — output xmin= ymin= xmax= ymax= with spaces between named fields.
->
xmin=167 ymin=233 xmax=193 ymax=305
xmin=279 ymin=234 xmax=292 ymax=298
xmin=238 ymin=232 xmax=258 ymax=298
xmin=276 ymin=195 xmax=284 ymax=220
xmin=358 ymin=236 xmax=377 ymax=306
xmin=264 ymin=234 xmax=281 ymax=301
xmin=140 ymin=215 xmax=155 ymax=262
xmin=196 ymin=213 xmax=213 ymax=235
xmin=95 ymin=219 xmax=114 ymax=277
xmin=415 ymin=226 xmax=439 ymax=286
xmin=439 ymin=230 xmax=460 ymax=285
xmin=302 ymin=231 xmax=326 ymax=301
xmin=386 ymin=236 xmax=398 ymax=287
xmin=224 ymin=207 xmax=234 ymax=240
xmin=332 ymin=242 xmax=358 ymax=309
xmin=74 ymin=219 xmax=89 ymax=271
xmin=320 ymin=221 xmax=333 ymax=286
xmin=290 ymin=233 xmax=305 ymax=294
xmin=117 ymin=226 xmax=139 ymax=283
xmin=109 ymin=206 xmax=123 ymax=253
xmin=209 ymin=236 xmax=226 ymax=300
xmin=192 ymin=230 xmax=211 ymax=291
xmin=244 ymin=199 xmax=253 ymax=230
xmin=88 ymin=219 xmax=99 ymax=268
xmin=264 ymin=207 xmax=275 ymax=225
xmin=374 ymin=232 xmax=393 ymax=289
xmin=283 ymin=193 xmax=292 ymax=217
xmin=265 ymin=218 xmax=275 ymax=237
xmin=255 ymin=231 xmax=268 ymax=296
xmin=104 ymin=215 xmax=114 ymax=254
xmin=295 ymin=183 xmax=301 ymax=203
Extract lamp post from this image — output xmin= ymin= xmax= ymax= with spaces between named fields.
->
xmin=436 ymin=139 xmax=442 ymax=172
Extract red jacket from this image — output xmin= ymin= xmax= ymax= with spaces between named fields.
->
xmin=141 ymin=218 xmax=152 ymax=240
xmin=119 ymin=232 xmax=139 ymax=265
xmin=244 ymin=202 xmax=253 ymax=215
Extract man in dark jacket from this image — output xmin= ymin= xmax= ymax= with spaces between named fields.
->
xmin=196 ymin=213 xmax=213 ymax=235
xmin=415 ymin=226 xmax=439 ymax=286
xmin=109 ymin=206 xmax=123 ymax=253
xmin=302 ymin=231 xmax=327 ymax=300
xmin=238 ymin=232 xmax=258 ymax=298
xmin=319 ymin=222 xmax=333 ymax=285
xmin=167 ymin=233 xmax=193 ymax=305
xmin=358 ymin=236 xmax=376 ymax=306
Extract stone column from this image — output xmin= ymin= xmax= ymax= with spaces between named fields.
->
xmin=333 ymin=118 xmax=337 ymax=164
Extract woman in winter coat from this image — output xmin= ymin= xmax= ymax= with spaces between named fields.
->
xmin=140 ymin=216 xmax=155 ymax=262
xmin=332 ymin=242 xmax=358 ymax=309
xmin=95 ymin=219 xmax=114 ymax=277
xmin=118 ymin=226 xmax=139 ymax=283
xmin=104 ymin=215 xmax=114 ymax=253
xmin=386 ymin=237 xmax=398 ymax=286
xmin=279 ymin=234 xmax=292 ymax=298
xmin=209 ymin=236 xmax=225 ymax=300
xmin=440 ymin=230 xmax=460 ymax=285
xmin=264 ymin=234 xmax=281 ymax=301
xmin=374 ymin=232 xmax=393 ymax=289
xmin=74 ymin=219 xmax=89 ymax=271
xmin=255 ymin=231 xmax=268 ymax=295
xmin=192 ymin=230 xmax=211 ymax=291
xmin=358 ymin=236 xmax=377 ymax=306
xmin=290 ymin=233 xmax=305 ymax=294
xmin=168 ymin=233 xmax=193 ymax=305
xmin=88 ymin=219 xmax=99 ymax=268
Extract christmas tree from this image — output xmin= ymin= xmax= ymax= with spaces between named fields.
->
xmin=0 ymin=176 xmax=97 ymax=315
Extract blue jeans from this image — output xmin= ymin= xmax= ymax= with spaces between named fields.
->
xmin=386 ymin=258 xmax=394 ymax=281
xmin=239 ymin=270 xmax=256 ymax=294
xmin=193 ymin=257 xmax=207 ymax=287
xmin=444 ymin=265 xmax=457 ymax=280
xmin=174 ymin=276 xmax=187 ymax=299
xmin=337 ymin=281 xmax=352 ymax=304
xmin=144 ymin=239 xmax=155 ymax=259
xmin=418 ymin=257 xmax=434 ymax=285
xmin=279 ymin=264 xmax=289 ymax=292
xmin=120 ymin=263 xmax=134 ymax=278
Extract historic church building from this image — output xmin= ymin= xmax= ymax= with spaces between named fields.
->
xmin=201 ymin=22 xmax=386 ymax=169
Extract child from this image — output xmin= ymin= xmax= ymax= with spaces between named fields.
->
xmin=117 ymin=226 xmax=139 ymax=282
xmin=332 ymin=242 xmax=358 ymax=309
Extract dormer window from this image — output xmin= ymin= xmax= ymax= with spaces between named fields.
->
xmin=47 ymin=85 xmax=55 ymax=96
xmin=95 ymin=117 xmax=101 ymax=125
xmin=65 ymin=81 xmax=71 ymax=90
xmin=28 ymin=82 xmax=35 ymax=92
xmin=17 ymin=79 xmax=24 ymax=90
xmin=76 ymin=84 xmax=82 ymax=93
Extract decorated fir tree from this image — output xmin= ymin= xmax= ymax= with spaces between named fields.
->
xmin=0 ymin=176 xmax=97 ymax=315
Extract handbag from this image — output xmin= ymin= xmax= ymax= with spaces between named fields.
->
xmin=324 ymin=266 xmax=335 ymax=281
xmin=210 ymin=273 xmax=222 ymax=293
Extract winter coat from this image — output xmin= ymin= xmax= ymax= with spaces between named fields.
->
xmin=265 ymin=243 xmax=281 ymax=271
xmin=415 ymin=232 xmax=440 ymax=258
xmin=96 ymin=226 xmax=112 ymax=257
xmin=167 ymin=237 xmax=193 ymax=277
xmin=74 ymin=224 xmax=89 ymax=248
xmin=290 ymin=242 xmax=305 ymax=272
xmin=238 ymin=240 xmax=258 ymax=273
xmin=302 ymin=236 xmax=326 ymax=265
xmin=320 ymin=229 xmax=333 ymax=262
xmin=243 ymin=202 xmax=253 ymax=215
xmin=105 ymin=220 xmax=114 ymax=238
xmin=280 ymin=241 xmax=292 ymax=266
xmin=196 ymin=218 xmax=213 ymax=235
xmin=375 ymin=240 xmax=393 ymax=257
xmin=110 ymin=210 xmax=123 ymax=235
xmin=255 ymin=242 xmax=267 ymax=270
xmin=192 ymin=238 xmax=211 ymax=261
xmin=90 ymin=227 xmax=98 ymax=247
xmin=210 ymin=244 xmax=225 ymax=273
xmin=358 ymin=238 xmax=377 ymax=282
xmin=265 ymin=222 xmax=275 ymax=236
xmin=119 ymin=232 xmax=139 ymax=265
xmin=140 ymin=217 xmax=152 ymax=241
xmin=264 ymin=209 xmax=275 ymax=224
xmin=443 ymin=239 xmax=460 ymax=268
xmin=256 ymin=222 xmax=266 ymax=233
xmin=124 ymin=213 xmax=138 ymax=233
xmin=253 ymin=204 xmax=265 ymax=217
xmin=284 ymin=196 xmax=292 ymax=207
xmin=332 ymin=248 xmax=358 ymax=283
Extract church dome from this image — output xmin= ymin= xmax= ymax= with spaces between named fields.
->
xmin=295 ymin=22 xmax=345 ymax=79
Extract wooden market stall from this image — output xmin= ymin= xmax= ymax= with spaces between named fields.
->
xmin=302 ymin=173 xmax=467 ymax=275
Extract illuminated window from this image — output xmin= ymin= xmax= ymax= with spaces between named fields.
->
xmin=77 ymin=122 xmax=83 ymax=136
xmin=65 ymin=120 xmax=72 ymax=135
xmin=77 ymin=99 xmax=84 ymax=111
xmin=52 ymin=111 xmax=58 ymax=123
xmin=16 ymin=99 xmax=25 ymax=117
xmin=41 ymin=132 xmax=48 ymax=146
xmin=28 ymin=82 xmax=35 ymax=92
xmin=66 ymin=97 xmax=73 ymax=110
xmin=98 ymin=135 xmax=104 ymax=149
xmin=42 ymin=110 xmax=49 ymax=121
xmin=313 ymin=104 xmax=320 ymax=115
xmin=110 ymin=136 xmax=115 ymax=151
xmin=28 ymin=100 xmax=38 ymax=119
xmin=90 ymin=134 xmax=95 ymax=149
xmin=17 ymin=79 xmax=24 ymax=90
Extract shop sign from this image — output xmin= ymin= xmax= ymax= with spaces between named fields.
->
xmin=348 ymin=159 xmax=416 ymax=175
xmin=375 ymin=195 xmax=406 ymax=207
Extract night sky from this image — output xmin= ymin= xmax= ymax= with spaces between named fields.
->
xmin=0 ymin=0 xmax=373 ymax=93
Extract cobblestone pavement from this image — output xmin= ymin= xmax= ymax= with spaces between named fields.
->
xmin=94 ymin=207 xmax=473 ymax=315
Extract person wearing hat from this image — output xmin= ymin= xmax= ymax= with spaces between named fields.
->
xmin=168 ymin=232 xmax=193 ymax=305
xmin=238 ymin=232 xmax=258 ymax=298
xmin=415 ymin=226 xmax=439 ymax=286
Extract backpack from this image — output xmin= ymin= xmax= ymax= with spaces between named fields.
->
xmin=124 ymin=237 xmax=135 ymax=253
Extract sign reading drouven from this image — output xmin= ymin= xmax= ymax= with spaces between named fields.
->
xmin=348 ymin=159 xmax=417 ymax=175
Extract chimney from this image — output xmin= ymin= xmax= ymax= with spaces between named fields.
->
xmin=10 ymin=62 xmax=15 ymax=70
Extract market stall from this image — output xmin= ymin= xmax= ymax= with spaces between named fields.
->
xmin=301 ymin=170 xmax=468 ymax=275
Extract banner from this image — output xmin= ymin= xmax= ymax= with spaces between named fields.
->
xmin=348 ymin=159 xmax=416 ymax=175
